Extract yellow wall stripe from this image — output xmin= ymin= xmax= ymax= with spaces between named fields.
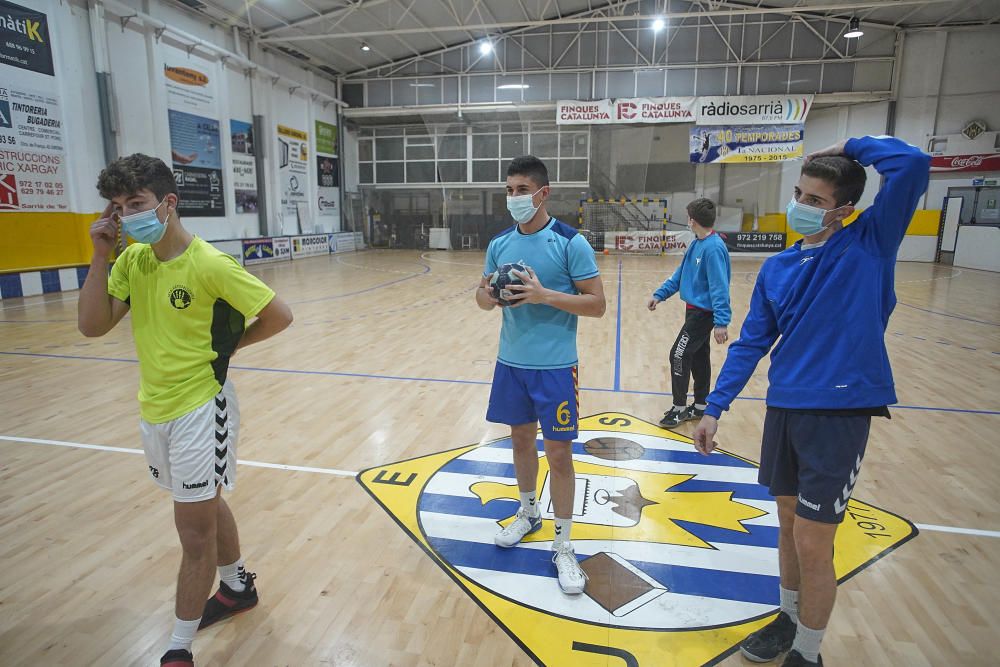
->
xmin=1 ymin=212 xmax=101 ymax=272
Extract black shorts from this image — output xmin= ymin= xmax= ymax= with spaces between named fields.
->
xmin=759 ymin=407 xmax=871 ymax=524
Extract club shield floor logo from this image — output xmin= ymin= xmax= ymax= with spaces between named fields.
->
xmin=358 ymin=412 xmax=916 ymax=666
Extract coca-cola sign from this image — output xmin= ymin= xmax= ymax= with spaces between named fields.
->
xmin=930 ymin=153 xmax=1000 ymax=173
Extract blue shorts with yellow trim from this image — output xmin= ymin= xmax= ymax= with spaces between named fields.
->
xmin=487 ymin=362 xmax=579 ymax=440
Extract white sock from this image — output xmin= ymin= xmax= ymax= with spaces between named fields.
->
xmin=219 ymin=558 xmax=246 ymax=592
xmin=553 ymin=517 xmax=572 ymax=547
xmin=673 ymin=404 xmax=687 ymax=411
xmin=519 ymin=491 xmax=539 ymax=517
xmin=780 ymin=586 xmax=799 ymax=623
xmin=694 ymin=403 xmax=707 ymax=411
xmin=792 ymin=620 xmax=825 ymax=662
xmin=167 ymin=617 xmax=200 ymax=652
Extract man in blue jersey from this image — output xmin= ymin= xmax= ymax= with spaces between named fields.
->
xmin=476 ymin=155 xmax=606 ymax=595
xmin=647 ymin=198 xmax=731 ymax=428
xmin=693 ymin=136 xmax=930 ymax=666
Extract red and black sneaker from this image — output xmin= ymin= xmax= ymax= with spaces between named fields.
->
xmin=160 ymin=648 xmax=194 ymax=666
xmin=198 ymin=571 xmax=258 ymax=630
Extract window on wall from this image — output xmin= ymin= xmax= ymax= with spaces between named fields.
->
xmin=529 ymin=133 xmax=558 ymax=160
xmin=359 ymin=137 xmax=374 ymax=184
xmin=358 ymin=123 xmax=589 ymax=185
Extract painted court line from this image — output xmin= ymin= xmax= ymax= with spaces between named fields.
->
xmin=913 ymin=524 xmax=1000 ymax=539
xmin=0 ymin=435 xmax=357 ymax=478
xmin=613 ymin=259 xmax=623 ymax=392
xmin=2 ymin=434 xmax=999 ymax=540
xmin=2 ymin=350 xmax=999 ymax=416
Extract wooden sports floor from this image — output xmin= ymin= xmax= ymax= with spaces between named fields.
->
xmin=1 ymin=250 xmax=998 ymax=666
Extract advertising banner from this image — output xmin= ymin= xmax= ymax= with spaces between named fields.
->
xmin=291 ymin=233 xmax=331 ymax=258
xmin=557 ymin=98 xmax=694 ymax=125
xmin=929 ymin=153 xmax=1000 ymax=173
xmin=331 ymin=231 xmax=357 ymax=253
xmin=557 ymin=96 xmax=812 ymax=126
xmin=604 ymin=230 xmax=695 ymax=255
xmin=272 ymin=236 xmax=290 ymax=261
xmin=277 ymin=124 xmax=308 ymax=218
xmin=164 ymin=59 xmax=224 ymax=216
xmin=610 ymin=97 xmax=696 ymax=124
xmin=0 ymin=1 xmax=68 ymax=212
xmin=316 ymin=155 xmax=339 ymax=219
xmin=721 ymin=231 xmax=787 ymax=252
xmin=242 ymin=237 xmax=290 ymax=265
xmin=695 ymin=95 xmax=813 ymax=125
xmin=0 ymin=0 xmax=54 ymax=76
xmin=315 ymin=120 xmax=337 ymax=155
xmin=230 ymin=119 xmax=257 ymax=213
xmin=315 ymin=120 xmax=339 ymax=221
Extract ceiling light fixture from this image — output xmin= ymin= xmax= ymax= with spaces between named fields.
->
xmin=497 ymin=84 xmax=529 ymax=90
xmin=652 ymin=18 xmax=666 ymax=31
xmin=479 ymin=41 xmax=493 ymax=55
xmin=360 ymin=43 xmax=371 ymax=51
xmin=844 ymin=17 xmax=864 ymax=39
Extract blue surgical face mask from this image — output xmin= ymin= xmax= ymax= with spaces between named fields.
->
xmin=506 ymin=187 xmax=543 ymax=224
xmin=120 ymin=200 xmax=168 ymax=244
xmin=786 ymin=198 xmax=846 ymax=237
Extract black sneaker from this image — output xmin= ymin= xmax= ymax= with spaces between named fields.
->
xmin=782 ymin=650 xmax=823 ymax=666
xmin=659 ymin=405 xmax=702 ymax=428
xmin=199 ymin=571 xmax=258 ymax=630
xmin=740 ymin=611 xmax=797 ymax=662
xmin=160 ymin=649 xmax=194 ymax=666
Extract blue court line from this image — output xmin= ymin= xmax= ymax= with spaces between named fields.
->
xmin=613 ymin=259 xmax=623 ymax=392
xmin=288 ymin=262 xmax=431 ymax=305
xmin=898 ymin=302 xmax=1000 ymax=327
xmin=2 ymin=350 xmax=998 ymax=416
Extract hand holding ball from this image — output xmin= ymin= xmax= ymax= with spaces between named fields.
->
xmin=489 ymin=261 xmax=530 ymax=307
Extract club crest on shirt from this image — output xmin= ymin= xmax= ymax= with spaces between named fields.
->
xmin=169 ymin=285 xmax=193 ymax=310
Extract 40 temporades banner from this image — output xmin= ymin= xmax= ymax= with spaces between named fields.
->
xmin=0 ymin=0 xmax=69 ymax=212
xmin=690 ymin=125 xmax=805 ymax=164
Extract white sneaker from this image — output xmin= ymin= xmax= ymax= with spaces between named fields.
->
xmin=552 ymin=542 xmax=587 ymax=594
xmin=494 ymin=508 xmax=542 ymax=547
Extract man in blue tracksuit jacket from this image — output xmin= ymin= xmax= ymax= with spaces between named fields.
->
xmin=648 ymin=198 xmax=732 ymax=428
xmin=692 ymin=136 xmax=930 ymax=667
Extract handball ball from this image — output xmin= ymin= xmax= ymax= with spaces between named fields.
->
xmin=490 ymin=261 xmax=529 ymax=307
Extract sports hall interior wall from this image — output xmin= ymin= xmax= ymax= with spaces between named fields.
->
xmin=1 ymin=1 xmax=998 ymax=272
xmin=1 ymin=0 xmax=343 ymax=273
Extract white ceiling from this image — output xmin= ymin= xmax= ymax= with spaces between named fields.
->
xmin=171 ymin=0 xmax=1000 ymax=80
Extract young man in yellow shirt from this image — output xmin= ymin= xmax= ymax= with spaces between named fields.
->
xmin=78 ymin=154 xmax=293 ymax=667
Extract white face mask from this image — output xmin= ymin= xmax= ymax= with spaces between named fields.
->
xmin=120 ymin=199 xmax=168 ymax=244
xmin=506 ymin=187 xmax=543 ymax=224
xmin=786 ymin=198 xmax=849 ymax=237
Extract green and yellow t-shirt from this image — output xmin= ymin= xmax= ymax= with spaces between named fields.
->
xmin=108 ymin=237 xmax=275 ymax=424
